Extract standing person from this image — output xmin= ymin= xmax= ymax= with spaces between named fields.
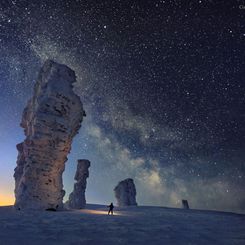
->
xmin=108 ymin=202 xmax=114 ymax=215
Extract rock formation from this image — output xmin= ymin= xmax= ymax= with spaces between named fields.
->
xmin=114 ymin=178 xmax=137 ymax=207
xmin=67 ymin=159 xmax=90 ymax=209
xmin=182 ymin=200 xmax=189 ymax=209
xmin=14 ymin=60 xmax=84 ymax=210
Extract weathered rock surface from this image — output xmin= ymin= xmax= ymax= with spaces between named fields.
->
xmin=14 ymin=60 xmax=84 ymax=210
xmin=68 ymin=159 xmax=90 ymax=209
xmin=114 ymin=178 xmax=137 ymax=207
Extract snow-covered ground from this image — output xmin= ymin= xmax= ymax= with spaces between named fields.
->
xmin=0 ymin=204 xmax=244 ymax=245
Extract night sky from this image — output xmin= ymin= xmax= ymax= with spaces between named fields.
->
xmin=0 ymin=0 xmax=244 ymax=212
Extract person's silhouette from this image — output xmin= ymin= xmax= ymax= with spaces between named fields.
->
xmin=108 ymin=202 xmax=114 ymax=215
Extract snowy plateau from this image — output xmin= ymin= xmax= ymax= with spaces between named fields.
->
xmin=0 ymin=204 xmax=244 ymax=245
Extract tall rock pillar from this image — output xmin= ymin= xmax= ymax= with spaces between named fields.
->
xmin=14 ymin=60 xmax=84 ymax=210
xmin=68 ymin=159 xmax=90 ymax=209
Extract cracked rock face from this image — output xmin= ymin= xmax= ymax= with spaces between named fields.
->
xmin=68 ymin=159 xmax=90 ymax=209
xmin=14 ymin=60 xmax=84 ymax=210
xmin=114 ymin=178 xmax=137 ymax=207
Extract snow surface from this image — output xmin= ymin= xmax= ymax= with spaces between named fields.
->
xmin=0 ymin=204 xmax=244 ymax=245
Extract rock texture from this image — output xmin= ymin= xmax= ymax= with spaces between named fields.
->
xmin=68 ymin=159 xmax=90 ymax=209
xmin=114 ymin=178 xmax=137 ymax=207
xmin=14 ymin=60 xmax=84 ymax=210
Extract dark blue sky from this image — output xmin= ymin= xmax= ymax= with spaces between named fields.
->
xmin=0 ymin=0 xmax=244 ymax=212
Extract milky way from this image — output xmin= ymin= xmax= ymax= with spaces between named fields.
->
xmin=0 ymin=0 xmax=244 ymax=212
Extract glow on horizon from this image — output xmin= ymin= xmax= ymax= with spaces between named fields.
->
xmin=79 ymin=209 xmax=124 ymax=216
xmin=0 ymin=193 xmax=15 ymax=206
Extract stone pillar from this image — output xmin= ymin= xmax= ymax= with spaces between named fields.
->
xmin=182 ymin=200 xmax=189 ymax=209
xmin=114 ymin=178 xmax=137 ymax=207
xmin=68 ymin=159 xmax=90 ymax=209
xmin=14 ymin=60 xmax=84 ymax=210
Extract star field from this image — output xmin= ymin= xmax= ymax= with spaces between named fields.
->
xmin=0 ymin=0 xmax=244 ymax=211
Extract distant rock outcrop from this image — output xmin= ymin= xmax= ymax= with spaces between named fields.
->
xmin=14 ymin=60 xmax=84 ymax=210
xmin=182 ymin=200 xmax=189 ymax=209
xmin=68 ymin=159 xmax=90 ymax=209
xmin=114 ymin=178 xmax=137 ymax=207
